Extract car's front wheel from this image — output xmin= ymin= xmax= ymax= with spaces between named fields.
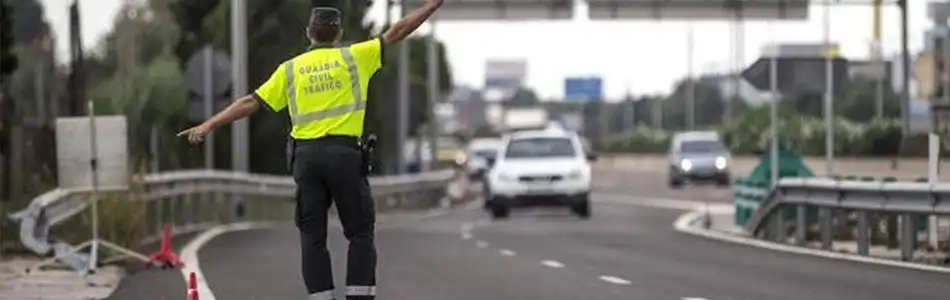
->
xmin=571 ymin=194 xmax=591 ymax=219
xmin=669 ymin=176 xmax=684 ymax=189
xmin=490 ymin=199 xmax=509 ymax=219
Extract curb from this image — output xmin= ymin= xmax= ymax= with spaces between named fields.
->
xmin=673 ymin=210 xmax=950 ymax=274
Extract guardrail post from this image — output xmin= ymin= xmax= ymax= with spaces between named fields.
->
xmin=795 ymin=204 xmax=807 ymax=246
xmin=900 ymin=213 xmax=916 ymax=261
xmin=857 ymin=211 xmax=870 ymax=256
xmin=819 ymin=207 xmax=833 ymax=250
xmin=184 ymin=192 xmax=193 ymax=230
xmin=156 ymin=186 xmax=164 ymax=234
xmin=772 ymin=205 xmax=785 ymax=243
xmin=886 ymin=214 xmax=899 ymax=249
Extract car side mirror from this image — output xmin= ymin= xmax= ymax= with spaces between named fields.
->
xmin=485 ymin=157 xmax=496 ymax=167
xmin=586 ymin=152 xmax=598 ymax=162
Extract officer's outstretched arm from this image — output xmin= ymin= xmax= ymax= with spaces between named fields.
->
xmin=177 ymin=96 xmax=259 ymax=144
xmin=382 ymin=0 xmax=443 ymax=45
xmin=202 ymin=96 xmax=260 ymax=131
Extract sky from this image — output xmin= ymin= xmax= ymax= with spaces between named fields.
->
xmin=39 ymin=0 xmax=934 ymax=100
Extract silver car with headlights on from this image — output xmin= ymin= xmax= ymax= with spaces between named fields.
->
xmin=667 ymin=131 xmax=731 ymax=188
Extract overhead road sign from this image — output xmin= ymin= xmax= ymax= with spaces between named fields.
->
xmin=403 ymin=0 xmax=574 ymax=20
xmin=485 ymin=59 xmax=527 ymax=90
xmin=587 ymin=0 xmax=809 ymax=20
xmin=564 ymin=77 xmax=603 ymax=101
xmin=742 ymin=57 xmax=849 ymax=93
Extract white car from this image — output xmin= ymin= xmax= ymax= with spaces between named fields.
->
xmin=485 ymin=129 xmax=596 ymax=219
xmin=464 ymin=138 xmax=503 ymax=180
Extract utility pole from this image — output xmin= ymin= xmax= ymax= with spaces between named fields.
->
xmin=396 ymin=0 xmax=410 ymax=174
xmin=823 ymin=2 xmax=835 ymax=176
xmin=686 ymin=23 xmax=695 ymax=130
xmin=231 ymin=0 xmax=249 ymax=173
xmin=872 ymin=0 xmax=884 ymax=119
xmin=427 ymin=22 xmax=440 ymax=171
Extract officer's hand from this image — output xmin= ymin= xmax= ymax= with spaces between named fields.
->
xmin=177 ymin=124 xmax=212 ymax=145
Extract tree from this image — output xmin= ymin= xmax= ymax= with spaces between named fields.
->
xmin=834 ymin=76 xmax=901 ymax=122
xmin=661 ymin=78 xmax=750 ymax=130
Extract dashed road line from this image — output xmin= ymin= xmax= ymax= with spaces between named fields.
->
xmin=499 ymin=249 xmax=516 ymax=256
xmin=461 ymin=232 xmax=473 ymax=240
xmin=476 ymin=241 xmax=489 ymax=248
xmin=682 ymin=297 xmax=708 ymax=300
xmin=541 ymin=260 xmax=564 ymax=268
xmin=598 ymin=275 xmax=631 ymax=285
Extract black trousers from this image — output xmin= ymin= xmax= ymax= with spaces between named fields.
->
xmin=292 ymin=137 xmax=376 ymax=300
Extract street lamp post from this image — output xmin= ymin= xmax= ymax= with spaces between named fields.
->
xmin=823 ymin=2 xmax=835 ymax=177
xmin=231 ymin=0 xmax=249 ymax=173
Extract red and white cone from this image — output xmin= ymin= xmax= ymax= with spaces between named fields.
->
xmin=187 ymin=272 xmax=199 ymax=300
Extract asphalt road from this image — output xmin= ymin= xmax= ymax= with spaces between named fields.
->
xmin=109 ymin=170 xmax=950 ymax=299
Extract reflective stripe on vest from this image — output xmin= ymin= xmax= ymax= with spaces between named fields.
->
xmin=347 ymin=286 xmax=377 ymax=296
xmin=284 ymin=47 xmax=364 ymax=125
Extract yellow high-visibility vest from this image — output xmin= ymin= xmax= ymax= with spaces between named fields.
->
xmin=253 ymin=38 xmax=383 ymax=139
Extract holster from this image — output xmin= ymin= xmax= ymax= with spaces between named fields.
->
xmin=360 ymin=134 xmax=378 ymax=176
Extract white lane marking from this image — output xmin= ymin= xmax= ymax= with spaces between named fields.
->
xmin=598 ymin=275 xmax=631 ymax=285
xmin=461 ymin=222 xmax=474 ymax=232
xmin=461 ymin=232 xmax=473 ymax=240
xmin=499 ymin=249 xmax=516 ymax=256
xmin=541 ymin=260 xmax=564 ymax=268
xmin=673 ymin=210 xmax=950 ymax=274
xmin=476 ymin=241 xmax=488 ymax=248
xmin=682 ymin=298 xmax=708 ymax=300
xmin=181 ymin=222 xmax=274 ymax=300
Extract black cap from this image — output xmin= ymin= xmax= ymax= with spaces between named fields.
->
xmin=310 ymin=7 xmax=342 ymax=27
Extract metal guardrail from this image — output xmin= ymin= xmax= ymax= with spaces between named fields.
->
xmin=7 ymin=169 xmax=464 ymax=271
xmin=745 ymin=177 xmax=950 ymax=263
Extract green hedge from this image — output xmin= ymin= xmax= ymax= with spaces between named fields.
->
xmin=599 ymin=107 xmax=943 ymax=157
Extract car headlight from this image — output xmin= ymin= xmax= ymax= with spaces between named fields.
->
xmin=680 ymin=159 xmax=692 ymax=171
xmin=567 ymin=169 xmax=583 ymax=179
xmin=715 ymin=156 xmax=728 ymax=170
xmin=455 ymin=152 xmax=467 ymax=165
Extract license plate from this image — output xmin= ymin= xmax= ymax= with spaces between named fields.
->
xmin=525 ymin=183 xmax=552 ymax=193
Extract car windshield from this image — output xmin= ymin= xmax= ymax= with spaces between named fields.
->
xmin=472 ymin=149 xmax=497 ymax=159
xmin=681 ymin=140 xmax=726 ymax=153
xmin=504 ymin=138 xmax=576 ymax=159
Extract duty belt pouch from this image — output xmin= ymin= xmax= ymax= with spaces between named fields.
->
xmin=360 ymin=134 xmax=378 ymax=177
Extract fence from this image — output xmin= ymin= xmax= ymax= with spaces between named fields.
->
xmin=7 ymin=169 xmax=468 ymax=271
xmin=744 ymin=177 xmax=950 ymax=264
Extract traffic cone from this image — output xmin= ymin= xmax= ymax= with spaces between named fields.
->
xmin=187 ymin=272 xmax=199 ymax=300
xmin=147 ymin=224 xmax=184 ymax=268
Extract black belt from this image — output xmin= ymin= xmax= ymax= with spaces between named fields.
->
xmin=293 ymin=135 xmax=361 ymax=149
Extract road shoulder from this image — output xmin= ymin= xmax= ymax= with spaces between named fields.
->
xmin=673 ymin=208 xmax=950 ymax=274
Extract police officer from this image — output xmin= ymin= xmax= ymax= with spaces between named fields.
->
xmin=177 ymin=1 xmax=444 ymax=298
